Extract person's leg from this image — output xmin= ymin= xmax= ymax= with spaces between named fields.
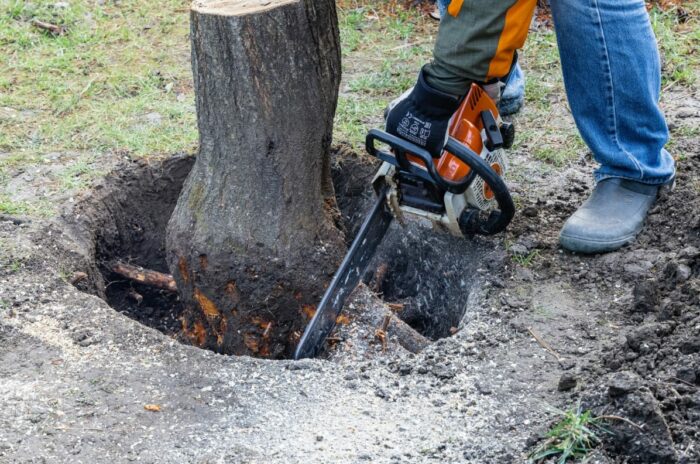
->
xmin=549 ymin=0 xmax=674 ymax=184
xmin=437 ymin=0 xmax=448 ymax=18
xmin=498 ymin=57 xmax=525 ymax=115
xmin=549 ymin=0 xmax=675 ymax=253
xmin=425 ymin=0 xmax=537 ymax=96
xmin=385 ymin=1 xmax=536 ymax=156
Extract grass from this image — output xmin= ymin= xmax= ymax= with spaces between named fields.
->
xmin=649 ymin=2 xmax=700 ymax=87
xmin=0 ymin=0 xmax=197 ymax=158
xmin=0 ymin=0 xmax=197 ymax=214
xmin=334 ymin=96 xmax=387 ymax=148
xmin=512 ymin=28 xmax=588 ymax=168
xmin=0 ymin=195 xmax=29 ymax=215
xmin=0 ymin=194 xmax=53 ymax=217
xmin=531 ymin=137 xmax=586 ymax=167
xmin=334 ymin=1 xmax=435 ymax=149
xmin=8 ymin=258 xmax=21 ymax=273
xmin=512 ymin=249 xmax=540 ymax=267
xmin=533 ymin=305 xmax=555 ymax=320
xmin=529 ymin=405 xmax=608 ymax=464
xmin=55 ymin=154 xmax=102 ymax=190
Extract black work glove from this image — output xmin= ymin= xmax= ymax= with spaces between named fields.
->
xmin=385 ymin=68 xmax=461 ymax=158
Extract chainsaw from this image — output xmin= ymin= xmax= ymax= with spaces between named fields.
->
xmin=294 ymin=83 xmax=515 ymax=359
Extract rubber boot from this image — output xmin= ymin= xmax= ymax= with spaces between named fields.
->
xmin=559 ymin=178 xmax=667 ymax=254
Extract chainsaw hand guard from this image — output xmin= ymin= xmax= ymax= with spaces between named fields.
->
xmin=366 ymin=129 xmax=475 ymax=195
xmin=365 ymin=129 xmax=514 ymax=236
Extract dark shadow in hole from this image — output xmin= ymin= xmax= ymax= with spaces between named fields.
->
xmin=364 ymin=226 xmax=490 ymax=340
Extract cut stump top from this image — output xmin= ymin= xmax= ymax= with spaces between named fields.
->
xmin=191 ymin=0 xmax=299 ymax=16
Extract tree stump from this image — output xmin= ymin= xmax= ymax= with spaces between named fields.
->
xmin=166 ymin=0 xmax=344 ymax=358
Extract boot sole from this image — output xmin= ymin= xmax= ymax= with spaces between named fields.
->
xmin=559 ymin=231 xmax=638 ymax=254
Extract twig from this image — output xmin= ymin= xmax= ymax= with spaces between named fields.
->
xmin=386 ymin=39 xmax=432 ymax=51
xmin=262 ymin=322 xmax=272 ymax=338
xmin=668 ymin=376 xmax=697 ymax=388
xmin=375 ymin=314 xmax=392 ymax=352
xmin=527 ymin=326 xmax=563 ymax=362
xmin=596 ymin=415 xmax=645 ymax=431
xmin=31 ymin=19 xmax=66 ymax=35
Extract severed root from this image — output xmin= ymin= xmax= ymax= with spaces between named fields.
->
xmin=386 ymin=302 xmax=404 ymax=312
xmin=350 ymin=286 xmax=428 ymax=354
xmin=109 ymin=260 xmax=178 ymax=292
xmin=384 ymin=312 xmax=429 ymax=354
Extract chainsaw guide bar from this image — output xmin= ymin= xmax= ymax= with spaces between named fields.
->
xmin=294 ymin=187 xmax=393 ymax=360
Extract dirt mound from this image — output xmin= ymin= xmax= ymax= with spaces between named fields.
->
xmin=512 ymin=139 xmax=699 ymax=462
xmin=584 ymin=145 xmax=700 ymax=463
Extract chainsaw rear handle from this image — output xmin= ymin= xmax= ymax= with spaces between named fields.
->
xmin=444 ymin=137 xmax=514 ymax=235
xmin=365 ymin=129 xmax=514 ymax=235
xmin=365 ymin=129 xmax=475 ymax=194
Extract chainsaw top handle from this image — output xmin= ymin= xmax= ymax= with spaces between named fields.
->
xmin=365 ymin=129 xmax=514 ymax=236
xmin=366 ymin=129 xmax=475 ymax=194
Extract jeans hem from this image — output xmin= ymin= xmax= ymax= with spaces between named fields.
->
xmin=594 ymin=171 xmax=676 ymax=186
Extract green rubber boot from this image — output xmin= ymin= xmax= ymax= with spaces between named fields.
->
xmin=559 ymin=178 xmax=668 ymax=254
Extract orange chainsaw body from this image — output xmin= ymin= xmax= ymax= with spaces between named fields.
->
xmin=405 ymin=83 xmax=499 ymax=183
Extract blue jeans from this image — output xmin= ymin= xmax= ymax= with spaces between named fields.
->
xmin=550 ymin=0 xmax=674 ymax=184
xmin=437 ymin=0 xmax=675 ymax=185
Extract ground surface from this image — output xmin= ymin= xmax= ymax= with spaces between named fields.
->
xmin=1 ymin=1 xmax=700 ymax=463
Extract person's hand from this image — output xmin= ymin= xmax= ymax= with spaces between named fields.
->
xmin=385 ymin=68 xmax=461 ymax=158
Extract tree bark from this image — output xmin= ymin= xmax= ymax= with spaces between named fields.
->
xmin=166 ymin=0 xmax=344 ymax=358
